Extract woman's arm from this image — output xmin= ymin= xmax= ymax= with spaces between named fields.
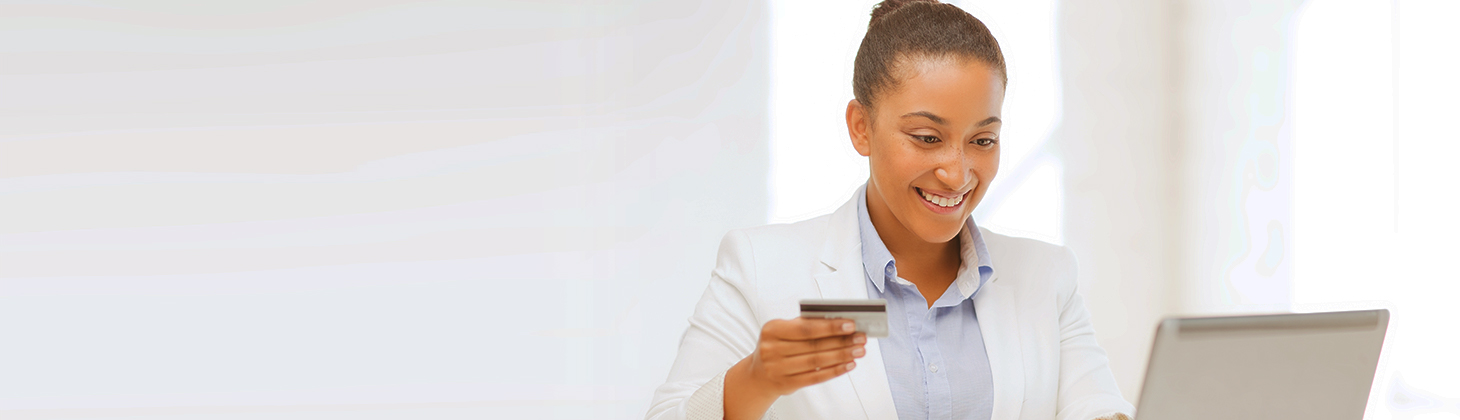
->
xmin=645 ymin=231 xmax=765 ymax=420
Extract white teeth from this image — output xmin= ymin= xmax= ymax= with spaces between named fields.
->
xmin=920 ymin=189 xmax=964 ymax=208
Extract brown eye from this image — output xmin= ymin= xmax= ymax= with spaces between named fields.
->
xmin=973 ymin=138 xmax=997 ymax=147
xmin=914 ymin=135 xmax=940 ymax=144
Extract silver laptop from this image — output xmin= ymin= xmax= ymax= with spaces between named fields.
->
xmin=1135 ymin=309 xmax=1389 ymax=420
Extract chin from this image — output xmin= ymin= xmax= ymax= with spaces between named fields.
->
xmin=908 ymin=218 xmax=965 ymax=244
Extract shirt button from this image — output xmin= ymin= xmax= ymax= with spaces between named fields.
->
xmin=929 ymin=363 xmax=939 ymax=373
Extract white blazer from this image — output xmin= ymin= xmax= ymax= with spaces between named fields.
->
xmin=647 ymin=195 xmax=1133 ymax=420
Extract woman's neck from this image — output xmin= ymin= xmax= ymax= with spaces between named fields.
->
xmin=865 ymin=185 xmax=961 ymax=286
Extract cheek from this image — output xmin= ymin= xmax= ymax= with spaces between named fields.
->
xmin=980 ymin=154 xmax=999 ymax=184
xmin=969 ymin=148 xmax=999 ymax=183
xmin=967 ymin=154 xmax=1000 ymax=209
xmin=870 ymin=136 xmax=916 ymax=181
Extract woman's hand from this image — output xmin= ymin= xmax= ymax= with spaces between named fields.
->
xmin=743 ymin=317 xmax=867 ymax=394
xmin=723 ymin=317 xmax=868 ymax=420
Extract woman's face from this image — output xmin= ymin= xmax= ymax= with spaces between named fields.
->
xmin=848 ymin=58 xmax=1004 ymax=244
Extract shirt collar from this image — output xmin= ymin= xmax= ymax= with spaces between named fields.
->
xmin=856 ymin=184 xmax=995 ymax=300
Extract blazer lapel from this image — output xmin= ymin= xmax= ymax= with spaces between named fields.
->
xmin=812 ymin=197 xmax=899 ymax=420
xmin=975 ymin=271 xmax=1025 ymax=420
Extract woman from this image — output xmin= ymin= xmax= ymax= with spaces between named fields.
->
xmin=648 ymin=1 xmax=1132 ymax=419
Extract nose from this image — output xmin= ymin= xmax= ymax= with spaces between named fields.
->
xmin=934 ymin=147 xmax=976 ymax=189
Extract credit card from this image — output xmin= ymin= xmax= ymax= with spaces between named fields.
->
xmin=799 ymin=298 xmax=889 ymax=338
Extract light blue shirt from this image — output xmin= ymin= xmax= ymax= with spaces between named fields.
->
xmin=856 ymin=184 xmax=995 ymax=420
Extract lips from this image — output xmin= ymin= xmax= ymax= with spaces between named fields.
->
xmin=916 ymin=187 xmax=966 ymax=208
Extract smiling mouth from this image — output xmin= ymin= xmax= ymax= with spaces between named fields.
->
xmin=916 ymin=187 xmax=966 ymax=208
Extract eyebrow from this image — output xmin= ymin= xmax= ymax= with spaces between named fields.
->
xmin=900 ymin=111 xmax=1002 ymax=127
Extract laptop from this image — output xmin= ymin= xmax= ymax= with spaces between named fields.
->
xmin=1134 ymin=309 xmax=1389 ymax=420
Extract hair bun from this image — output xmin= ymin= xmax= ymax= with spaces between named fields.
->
xmin=869 ymin=0 xmax=940 ymax=27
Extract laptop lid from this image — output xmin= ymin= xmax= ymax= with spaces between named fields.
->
xmin=1135 ymin=309 xmax=1389 ymax=420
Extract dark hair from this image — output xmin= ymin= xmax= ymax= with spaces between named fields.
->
xmin=853 ymin=0 xmax=1007 ymax=111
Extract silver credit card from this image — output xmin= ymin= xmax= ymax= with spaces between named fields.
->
xmin=799 ymin=298 xmax=889 ymax=338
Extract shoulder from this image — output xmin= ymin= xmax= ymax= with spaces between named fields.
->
xmin=979 ymin=227 xmax=1079 ymax=299
xmin=710 ymin=214 xmax=842 ymax=320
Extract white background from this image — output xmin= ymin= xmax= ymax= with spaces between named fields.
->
xmin=2 ymin=1 xmax=771 ymax=418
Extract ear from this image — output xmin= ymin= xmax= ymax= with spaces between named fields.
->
xmin=846 ymin=99 xmax=872 ymax=157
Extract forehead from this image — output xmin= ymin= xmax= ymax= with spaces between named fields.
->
xmin=881 ymin=57 xmax=1005 ymax=123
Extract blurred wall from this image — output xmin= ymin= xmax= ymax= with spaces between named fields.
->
xmin=1054 ymin=0 xmax=1180 ymax=403
xmin=0 ymin=1 xmax=768 ymax=418
xmin=1057 ymin=0 xmax=1309 ymax=402
xmin=1174 ymin=0 xmax=1304 ymax=316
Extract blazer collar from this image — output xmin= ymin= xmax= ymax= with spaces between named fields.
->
xmin=812 ymin=194 xmax=899 ymax=419
xmin=816 ymin=194 xmax=862 ymax=276
xmin=975 ymin=275 xmax=1024 ymax=419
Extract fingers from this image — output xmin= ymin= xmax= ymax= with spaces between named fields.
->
xmin=764 ymin=317 xmax=856 ymax=341
xmin=784 ymin=359 xmax=857 ymax=388
xmin=771 ymin=344 xmax=866 ymax=376
xmin=748 ymin=318 xmax=866 ymax=396
xmin=763 ymin=332 xmax=866 ymax=357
